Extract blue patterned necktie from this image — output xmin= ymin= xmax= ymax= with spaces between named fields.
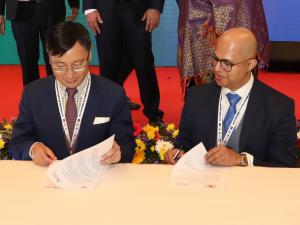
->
xmin=223 ymin=93 xmax=241 ymax=134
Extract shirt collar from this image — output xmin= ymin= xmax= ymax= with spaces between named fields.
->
xmin=221 ymin=73 xmax=254 ymax=99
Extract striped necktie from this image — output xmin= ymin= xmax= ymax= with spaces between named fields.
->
xmin=223 ymin=93 xmax=241 ymax=134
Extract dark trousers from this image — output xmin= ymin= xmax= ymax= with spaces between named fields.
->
xmin=95 ymin=2 xmax=163 ymax=120
xmin=11 ymin=2 xmax=63 ymax=85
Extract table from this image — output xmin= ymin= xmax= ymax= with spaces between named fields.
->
xmin=1 ymin=161 xmax=300 ymax=225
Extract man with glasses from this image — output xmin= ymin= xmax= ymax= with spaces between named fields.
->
xmin=10 ymin=21 xmax=135 ymax=166
xmin=0 ymin=0 xmax=79 ymax=85
xmin=165 ymin=27 xmax=297 ymax=167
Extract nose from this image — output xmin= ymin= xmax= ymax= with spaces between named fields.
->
xmin=65 ymin=68 xmax=74 ymax=79
xmin=213 ymin=60 xmax=222 ymax=72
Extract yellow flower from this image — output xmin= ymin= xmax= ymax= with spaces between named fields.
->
xmin=4 ymin=124 xmax=12 ymax=130
xmin=150 ymin=146 xmax=155 ymax=152
xmin=166 ymin=123 xmax=175 ymax=131
xmin=159 ymin=148 xmax=168 ymax=161
xmin=155 ymin=140 xmax=173 ymax=161
xmin=172 ymin=129 xmax=179 ymax=138
xmin=0 ymin=139 xmax=5 ymax=150
xmin=143 ymin=124 xmax=159 ymax=140
xmin=146 ymin=131 xmax=156 ymax=140
xmin=135 ymin=139 xmax=146 ymax=151
xmin=132 ymin=149 xmax=145 ymax=164
xmin=143 ymin=124 xmax=158 ymax=133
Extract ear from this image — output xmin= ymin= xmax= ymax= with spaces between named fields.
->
xmin=48 ymin=55 xmax=52 ymax=65
xmin=46 ymin=49 xmax=53 ymax=64
xmin=247 ymin=59 xmax=257 ymax=72
xmin=89 ymin=51 xmax=92 ymax=62
xmin=88 ymin=45 xmax=93 ymax=62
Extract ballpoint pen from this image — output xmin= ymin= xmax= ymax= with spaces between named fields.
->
xmin=173 ymin=149 xmax=181 ymax=160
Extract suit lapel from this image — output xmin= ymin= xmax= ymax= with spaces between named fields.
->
xmin=207 ymin=84 xmax=221 ymax=148
xmin=239 ymin=80 xmax=263 ymax=151
xmin=75 ymin=76 xmax=95 ymax=151
xmin=49 ymin=78 xmax=70 ymax=154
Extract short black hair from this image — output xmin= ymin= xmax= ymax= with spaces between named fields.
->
xmin=46 ymin=21 xmax=91 ymax=56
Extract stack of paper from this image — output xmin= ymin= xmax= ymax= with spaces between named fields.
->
xmin=47 ymin=135 xmax=114 ymax=190
xmin=170 ymin=142 xmax=225 ymax=190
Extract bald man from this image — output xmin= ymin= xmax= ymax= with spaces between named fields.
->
xmin=165 ymin=27 xmax=297 ymax=167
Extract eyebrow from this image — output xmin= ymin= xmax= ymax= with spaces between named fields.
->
xmin=213 ymin=53 xmax=233 ymax=63
xmin=52 ymin=59 xmax=84 ymax=65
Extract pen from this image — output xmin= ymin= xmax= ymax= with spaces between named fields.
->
xmin=173 ymin=149 xmax=181 ymax=160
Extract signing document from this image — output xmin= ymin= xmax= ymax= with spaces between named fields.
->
xmin=171 ymin=143 xmax=225 ymax=190
xmin=47 ymin=135 xmax=115 ymax=190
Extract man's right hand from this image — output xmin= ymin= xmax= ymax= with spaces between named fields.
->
xmin=31 ymin=143 xmax=57 ymax=167
xmin=0 ymin=15 xmax=5 ymax=35
xmin=164 ymin=148 xmax=185 ymax=165
xmin=85 ymin=11 xmax=103 ymax=35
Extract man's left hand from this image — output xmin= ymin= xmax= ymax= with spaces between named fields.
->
xmin=205 ymin=145 xmax=241 ymax=166
xmin=67 ymin=8 xmax=79 ymax=21
xmin=141 ymin=9 xmax=161 ymax=32
xmin=100 ymin=141 xmax=121 ymax=165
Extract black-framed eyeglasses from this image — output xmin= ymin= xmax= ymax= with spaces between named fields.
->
xmin=211 ymin=53 xmax=254 ymax=72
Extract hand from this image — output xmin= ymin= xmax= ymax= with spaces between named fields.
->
xmin=66 ymin=7 xmax=79 ymax=21
xmin=205 ymin=145 xmax=241 ymax=166
xmin=141 ymin=9 xmax=161 ymax=32
xmin=31 ymin=143 xmax=57 ymax=167
xmin=164 ymin=148 xmax=185 ymax=165
xmin=100 ymin=141 xmax=121 ymax=165
xmin=85 ymin=11 xmax=103 ymax=35
xmin=0 ymin=15 xmax=5 ymax=35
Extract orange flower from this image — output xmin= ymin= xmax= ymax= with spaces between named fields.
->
xmin=132 ymin=149 xmax=145 ymax=164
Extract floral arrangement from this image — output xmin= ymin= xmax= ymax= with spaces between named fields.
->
xmin=132 ymin=122 xmax=179 ymax=164
xmin=0 ymin=119 xmax=15 ymax=160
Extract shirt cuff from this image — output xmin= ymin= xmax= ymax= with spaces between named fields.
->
xmin=241 ymin=152 xmax=254 ymax=166
xmin=29 ymin=142 xmax=42 ymax=159
xmin=84 ymin=9 xmax=97 ymax=16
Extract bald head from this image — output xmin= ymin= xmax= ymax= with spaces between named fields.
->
xmin=213 ymin=27 xmax=259 ymax=90
xmin=216 ymin=27 xmax=257 ymax=60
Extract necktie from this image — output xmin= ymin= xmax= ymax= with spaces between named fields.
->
xmin=223 ymin=93 xmax=241 ymax=134
xmin=65 ymin=88 xmax=78 ymax=141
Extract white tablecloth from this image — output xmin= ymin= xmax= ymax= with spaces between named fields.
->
xmin=0 ymin=160 xmax=300 ymax=225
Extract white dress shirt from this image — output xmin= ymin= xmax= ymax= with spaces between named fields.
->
xmin=84 ymin=9 xmax=97 ymax=16
xmin=29 ymin=73 xmax=91 ymax=159
xmin=56 ymin=73 xmax=91 ymax=111
xmin=220 ymin=74 xmax=255 ymax=166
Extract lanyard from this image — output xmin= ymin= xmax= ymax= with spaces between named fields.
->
xmin=217 ymin=93 xmax=250 ymax=145
xmin=55 ymin=78 xmax=91 ymax=149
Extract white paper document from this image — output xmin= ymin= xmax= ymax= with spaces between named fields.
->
xmin=47 ymin=135 xmax=114 ymax=190
xmin=170 ymin=142 xmax=225 ymax=190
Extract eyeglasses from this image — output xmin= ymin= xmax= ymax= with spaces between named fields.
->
xmin=52 ymin=61 xmax=89 ymax=74
xmin=211 ymin=54 xmax=254 ymax=72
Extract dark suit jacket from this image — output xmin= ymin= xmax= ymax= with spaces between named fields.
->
xmin=175 ymin=79 xmax=297 ymax=167
xmin=0 ymin=0 xmax=79 ymax=21
xmin=83 ymin=0 xmax=165 ymax=23
xmin=10 ymin=75 xmax=135 ymax=163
